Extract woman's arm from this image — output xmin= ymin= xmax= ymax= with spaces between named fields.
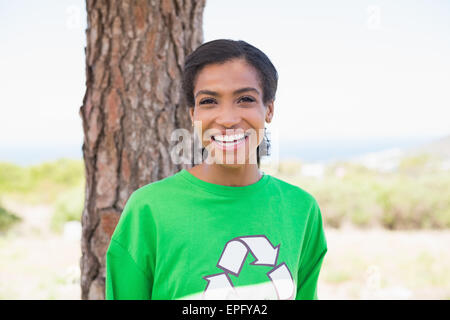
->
xmin=296 ymin=200 xmax=328 ymax=300
xmin=105 ymin=190 xmax=156 ymax=300
xmin=106 ymin=238 xmax=153 ymax=299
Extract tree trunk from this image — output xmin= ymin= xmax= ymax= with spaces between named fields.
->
xmin=78 ymin=0 xmax=205 ymax=300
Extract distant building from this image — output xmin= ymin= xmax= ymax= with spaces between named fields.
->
xmin=301 ymin=163 xmax=325 ymax=178
xmin=441 ymin=160 xmax=450 ymax=171
xmin=350 ymin=148 xmax=403 ymax=172
xmin=335 ymin=166 xmax=347 ymax=178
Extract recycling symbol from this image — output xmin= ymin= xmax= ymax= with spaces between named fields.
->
xmin=202 ymin=235 xmax=295 ymax=300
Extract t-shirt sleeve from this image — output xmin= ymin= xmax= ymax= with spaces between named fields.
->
xmin=106 ymin=238 xmax=152 ymax=300
xmin=296 ymin=199 xmax=328 ymax=300
xmin=105 ymin=190 xmax=156 ymax=300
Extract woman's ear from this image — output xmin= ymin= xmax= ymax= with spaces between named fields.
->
xmin=189 ymin=107 xmax=195 ymax=124
xmin=265 ymin=100 xmax=274 ymax=124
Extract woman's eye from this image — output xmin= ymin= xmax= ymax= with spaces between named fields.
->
xmin=199 ymin=98 xmax=216 ymax=105
xmin=238 ymin=96 xmax=255 ymax=103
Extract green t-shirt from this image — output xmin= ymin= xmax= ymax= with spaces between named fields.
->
xmin=105 ymin=168 xmax=327 ymax=300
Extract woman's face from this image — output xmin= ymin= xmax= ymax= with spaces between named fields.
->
xmin=189 ymin=58 xmax=274 ymax=167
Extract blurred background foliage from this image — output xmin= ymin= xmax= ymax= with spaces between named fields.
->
xmin=266 ymin=152 xmax=450 ymax=231
xmin=0 ymin=205 xmax=21 ymax=233
xmin=0 ymin=158 xmax=84 ymax=234
xmin=0 ymin=159 xmax=84 ymax=202
xmin=0 ymin=152 xmax=449 ymax=234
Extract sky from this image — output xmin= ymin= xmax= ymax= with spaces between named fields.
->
xmin=0 ymin=0 xmax=449 ymax=163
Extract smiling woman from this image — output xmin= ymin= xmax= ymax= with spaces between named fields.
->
xmin=105 ymin=39 xmax=328 ymax=301
xmin=183 ymin=39 xmax=277 ymax=182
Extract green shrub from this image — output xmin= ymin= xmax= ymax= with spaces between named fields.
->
xmin=398 ymin=153 xmax=442 ymax=174
xmin=276 ymin=160 xmax=302 ymax=176
xmin=0 ymin=204 xmax=21 ymax=233
xmin=0 ymin=159 xmax=84 ymax=204
xmin=0 ymin=162 xmax=31 ymax=193
xmin=273 ymin=159 xmax=450 ymax=230
xmin=28 ymin=159 xmax=84 ymax=187
xmin=50 ymin=186 xmax=84 ymax=233
xmin=377 ymin=174 xmax=450 ymax=229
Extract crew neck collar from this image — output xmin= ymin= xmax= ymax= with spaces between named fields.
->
xmin=177 ymin=168 xmax=270 ymax=197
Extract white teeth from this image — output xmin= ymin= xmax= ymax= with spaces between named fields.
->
xmin=214 ymin=133 xmax=245 ymax=142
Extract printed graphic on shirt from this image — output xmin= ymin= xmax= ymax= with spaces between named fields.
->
xmin=202 ymin=235 xmax=295 ymax=300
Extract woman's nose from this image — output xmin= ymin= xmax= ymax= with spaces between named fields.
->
xmin=214 ymin=105 xmax=241 ymax=127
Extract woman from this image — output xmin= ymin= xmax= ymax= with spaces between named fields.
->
xmin=106 ymin=39 xmax=327 ymax=300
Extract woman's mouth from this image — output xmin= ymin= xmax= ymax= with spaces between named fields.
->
xmin=210 ymin=133 xmax=249 ymax=151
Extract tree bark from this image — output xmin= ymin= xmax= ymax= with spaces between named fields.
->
xmin=78 ymin=0 xmax=205 ymax=300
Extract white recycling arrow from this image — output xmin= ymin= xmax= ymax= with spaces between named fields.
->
xmin=202 ymin=273 xmax=237 ymax=300
xmin=239 ymin=236 xmax=280 ymax=266
xmin=217 ymin=239 xmax=249 ymax=275
xmin=217 ymin=235 xmax=279 ymax=275
xmin=267 ymin=263 xmax=295 ymax=300
xmin=204 ymin=234 xmax=294 ymax=300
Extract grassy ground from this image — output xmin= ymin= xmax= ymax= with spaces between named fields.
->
xmin=0 ymin=199 xmax=80 ymax=300
xmin=319 ymin=226 xmax=450 ymax=300
xmin=0 ymin=198 xmax=449 ymax=300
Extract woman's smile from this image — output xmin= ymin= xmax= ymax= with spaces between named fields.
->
xmin=211 ymin=133 xmax=250 ymax=151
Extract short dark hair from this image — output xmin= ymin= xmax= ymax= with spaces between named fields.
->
xmin=183 ymin=39 xmax=277 ymax=168
xmin=182 ymin=39 xmax=278 ymax=107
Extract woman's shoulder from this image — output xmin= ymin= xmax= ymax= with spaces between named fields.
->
xmin=267 ymin=174 xmax=318 ymax=206
xmin=125 ymin=170 xmax=186 ymax=205
xmin=267 ymin=175 xmax=324 ymax=226
xmin=270 ymin=175 xmax=314 ymax=200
